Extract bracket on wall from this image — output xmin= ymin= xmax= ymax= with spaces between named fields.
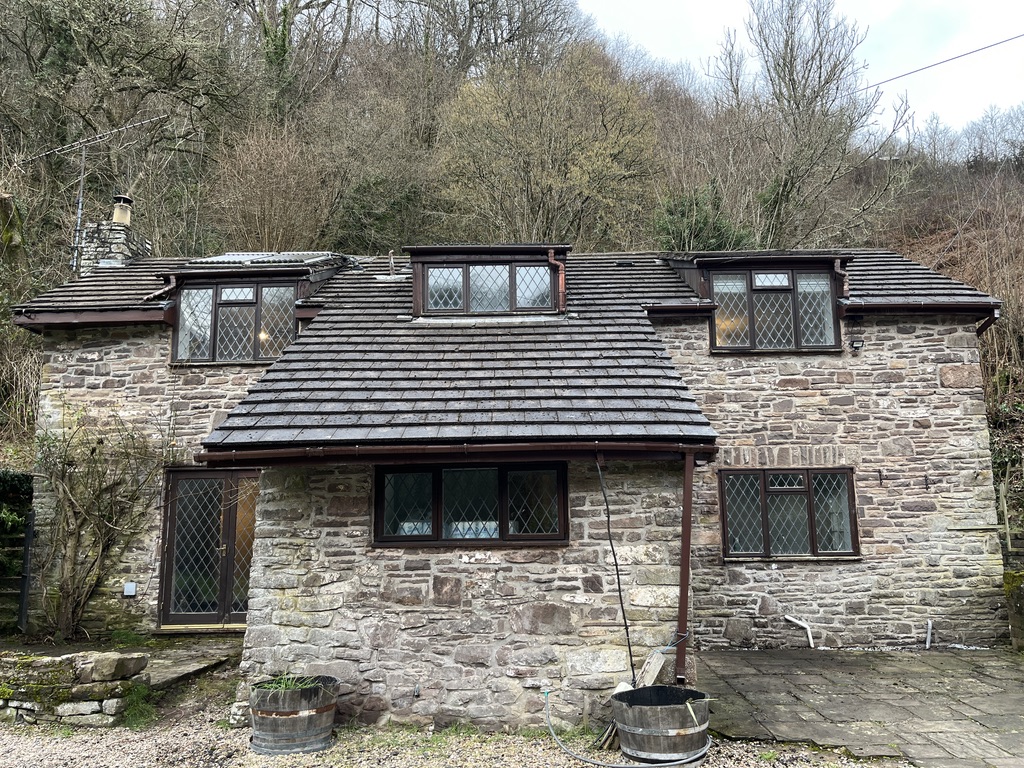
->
xmin=877 ymin=469 xmax=884 ymax=486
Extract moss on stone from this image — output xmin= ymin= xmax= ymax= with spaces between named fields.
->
xmin=1005 ymin=570 xmax=1024 ymax=607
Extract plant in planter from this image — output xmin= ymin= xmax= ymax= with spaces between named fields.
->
xmin=249 ymin=674 xmax=341 ymax=755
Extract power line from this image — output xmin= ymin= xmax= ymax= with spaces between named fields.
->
xmin=856 ymin=31 xmax=1024 ymax=93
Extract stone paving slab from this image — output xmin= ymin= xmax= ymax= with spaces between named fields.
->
xmin=697 ymin=648 xmax=1024 ymax=768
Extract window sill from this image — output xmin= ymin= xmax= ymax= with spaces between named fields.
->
xmin=413 ymin=313 xmax=565 ymax=325
xmin=723 ymin=555 xmax=861 ymax=563
xmin=170 ymin=360 xmax=274 ymax=369
xmin=710 ymin=347 xmax=843 ymax=355
xmin=372 ymin=539 xmax=569 ymax=549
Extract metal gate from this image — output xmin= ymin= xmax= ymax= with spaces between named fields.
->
xmin=161 ymin=470 xmax=257 ymax=626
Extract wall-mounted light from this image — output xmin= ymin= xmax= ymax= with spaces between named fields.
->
xmin=849 ymin=338 xmax=865 ymax=352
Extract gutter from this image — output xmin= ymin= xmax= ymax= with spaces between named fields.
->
xmin=198 ymin=440 xmax=718 ymax=467
xmin=843 ymin=300 xmax=1001 ymax=317
xmin=12 ymin=306 xmax=173 ymax=332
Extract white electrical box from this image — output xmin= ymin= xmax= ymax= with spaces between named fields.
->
xmin=123 ymin=582 xmax=137 ymax=597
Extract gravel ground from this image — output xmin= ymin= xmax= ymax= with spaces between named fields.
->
xmin=0 ymin=669 xmax=915 ymax=768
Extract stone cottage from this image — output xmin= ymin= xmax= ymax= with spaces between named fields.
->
xmin=15 ymin=209 xmax=1008 ymax=729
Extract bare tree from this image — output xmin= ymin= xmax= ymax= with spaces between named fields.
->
xmin=206 ymin=119 xmax=336 ymax=251
xmin=708 ymin=0 xmax=911 ymax=247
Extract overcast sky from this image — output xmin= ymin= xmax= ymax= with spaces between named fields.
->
xmin=575 ymin=0 xmax=1024 ymax=131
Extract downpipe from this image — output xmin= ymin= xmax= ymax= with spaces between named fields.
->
xmin=784 ymin=615 xmax=814 ymax=648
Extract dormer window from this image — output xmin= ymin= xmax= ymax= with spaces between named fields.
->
xmin=425 ymin=263 xmax=553 ymax=313
xmin=710 ymin=269 xmax=838 ymax=351
xmin=407 ymin=244 xmax=569 ymax=317
xmin=175 ymin=282 xmax=296 ymax=362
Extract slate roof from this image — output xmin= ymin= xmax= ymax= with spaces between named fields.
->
xmin=200 ymin=252 xmax=717 ymax=460
xmin=13 ymin=260 xmax=180 ymax=315
xmin=843 ymin=251 xmax=1000 ymax=312
xmin=12 ymin=252 xmax=355 ymax=329
xmin=674 ymin=249 xmax=1000 ymax=315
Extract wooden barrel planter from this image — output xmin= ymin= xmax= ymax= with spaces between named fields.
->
xmin=249 ymin=675 xmax=341 ymax=755
xmin=610 ymin=685 xmax=711 ymax=765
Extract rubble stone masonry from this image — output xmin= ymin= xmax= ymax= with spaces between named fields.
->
xmin=30 ymin=326 xmax=268 ymax=632
xmin=238 ymin=461 xmax=689 ymax=730
xmin=654 ymin=314 xmax=1008 ymax=650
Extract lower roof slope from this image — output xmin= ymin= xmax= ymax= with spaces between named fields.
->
xmin=201 ymin=252 xmax=716 ymax=463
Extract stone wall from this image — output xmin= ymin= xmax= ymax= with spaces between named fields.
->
xmin=29 ymin=325 xmax=268 ymax=633
xmin=0 ymin=650 xmax=149 ymax=726
xmin=655 ymin=314 xmax=1008 ymax=649
xmin=235 ymin=461 xmax=689 ymax=731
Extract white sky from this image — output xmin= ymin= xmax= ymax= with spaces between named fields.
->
xmin=575 ymin=0 xmax=1024 ymax=131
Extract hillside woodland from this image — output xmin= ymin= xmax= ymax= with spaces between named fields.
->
xmin=1 ymin=0 xmax=1022 ymax=531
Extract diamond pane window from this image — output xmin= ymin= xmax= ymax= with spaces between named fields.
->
xmin=376 ymin=465 xmax=566 ymax=544
xmin=722 ymin=474 xmax=764 ymax=554
xmin=767 ymin=493 xmax=810 ymax=555
xmin=508 ymin=469 xmax=559 ymax=534
xmin=383 ymin=472 xmax=433 ymax=536
xmin=710 ymin=269 xmax=838 ymax=350
xmin=768 ymin=473 xmax=804 ymax=490
xmin=175 ymin=281 xmax=297 ymax=362
xmin=813 ymin=473 xmax=853 ymax=552
xmin=231 ymin=477 xmax=258 ymax=614
xmin=469 ymin=265 xmax=510 ymax=312
xmin=711 ymin=274 xmax=750 ymax=346
xmin=515 ymin=266 xmax=553 ymax=309
xmin=796 ymin=274 xmax=837 ymax=346
xmin=220 ymin=286 xmax=254 ymax=302
xmin=164 ymin=470 xmax=257 ymax=625
xmin=216 ymin=304 xmax=256 ymax=361
xmin=169 ymin=478 xmax=223 ymax=615
xmin=754 ymin=272 xmax=790 ymax=288
xmin=722 ymin=469 xmax=857 ymax=558
xmin=177 ymin=288 xmax=213 ymax=360
xmin=428 ymin=267 xmax=464 ymax=310
xmin=420 ymin=261 xmax=558 ymax=315
xmin=259 ymin=285 xmax=295 ymax=357
xmin=753 ymin=292 xmax=794 ymax=348
xmin=443 ymin=468 xmax=499 ymax=538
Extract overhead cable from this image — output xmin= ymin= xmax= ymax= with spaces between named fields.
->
xmin=857 ymin=31 xmax=1024 ymax=93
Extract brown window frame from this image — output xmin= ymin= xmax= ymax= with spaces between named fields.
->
xmin=416 ymin=262 xmax=557 ymax=316
xmin=173 ymin=281 xmax=298 ymax=362
xmin=709 ymin=269 xmax=840 ymax=352
xmin=374 ymin=463 xmax=568 ymax=547
xmin=720 ymin=468 xmax=858 ymax=559
xmin=160 ymin=468 xmax=259 ymax=626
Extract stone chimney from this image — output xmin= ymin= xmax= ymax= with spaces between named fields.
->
xmin=77 ymin=194 xmax=152 ymax=275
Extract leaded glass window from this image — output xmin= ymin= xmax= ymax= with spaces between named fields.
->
xmin=469 ymin=265 xmax=510 ymax=312
xmin=174 ymin=282 xmax=296 ymax=362
xmin=427 ymin=267 xmax=464 ymax=310
xmin=163 ymin=469 xmax=257 ymax=625
xmin=711 ymin=274 xmax=750 ymax=347
xmin=177 ymin=288 xmax=213 ymax=360
xmin=421 ymin=263 xmax=555 ymax=315
xmin=376 ymin=465 xmax=567 ymax=544
xmin=721 ymin=469 xmax=857 ymax=558
xmin=711 ymin=269 xmax=838 ymax=350
xmin=515 ymin=266 xmax=553 ymax=309
xmin=796 ymin=274 xmax=836 ymax=347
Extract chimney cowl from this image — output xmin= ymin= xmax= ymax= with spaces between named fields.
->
xmin=111 ymin=194 xmax=133 ymax=226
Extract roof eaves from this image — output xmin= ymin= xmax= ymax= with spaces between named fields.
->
xmin=197 ymin=437 xmax=719 ymax=467
xmin=12 ymin=305 xmax=173 ymax=332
